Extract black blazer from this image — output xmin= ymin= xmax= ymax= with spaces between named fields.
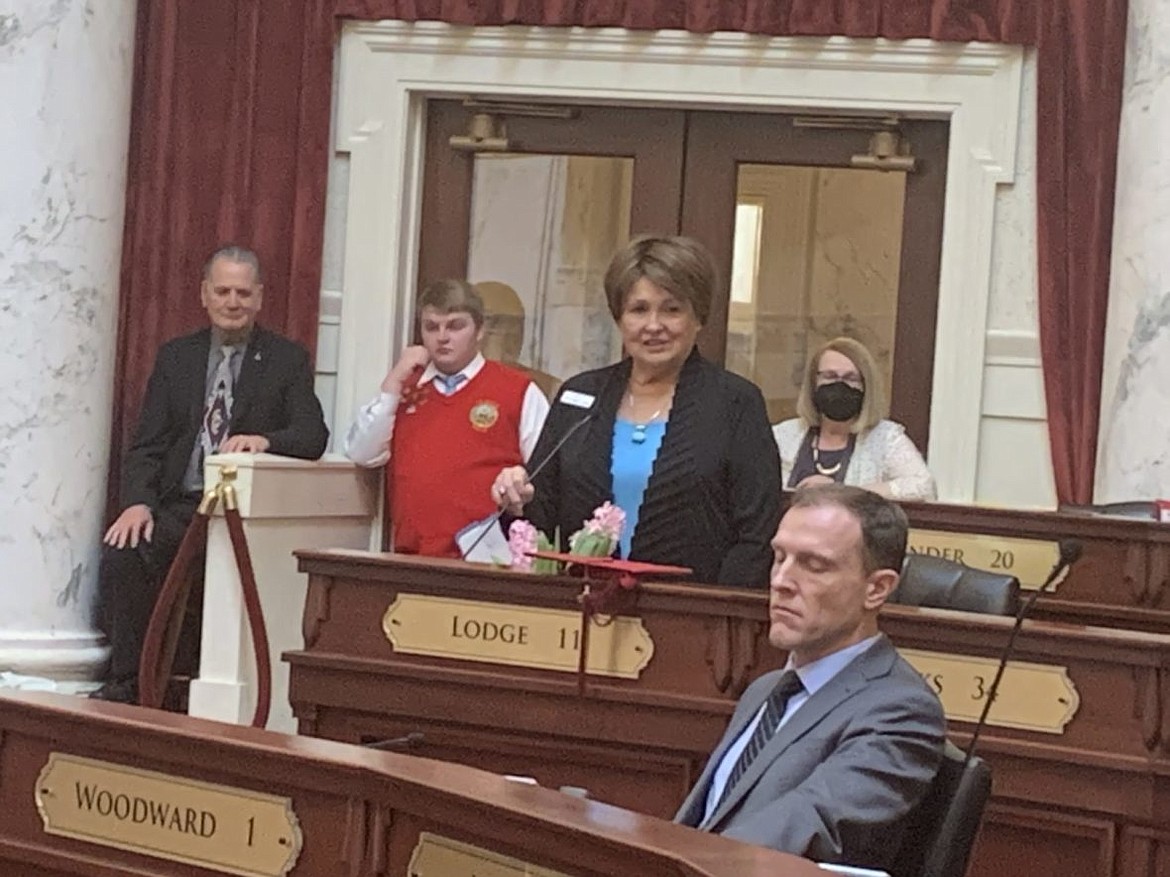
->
xmin=526 ymin=350 xmax=781 ymax=586
xmin=120 ymin=326 xmax=329 ymax=510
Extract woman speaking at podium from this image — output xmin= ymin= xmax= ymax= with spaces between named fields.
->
xmin=491 ymin=235 xmax=781 ymax=588
xmin=773 ymin=337 xmax=935 ymax=501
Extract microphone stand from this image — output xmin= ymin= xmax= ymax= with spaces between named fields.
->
xmin=962 ymin=539 xmax=1083 ymax=770
xmin=460 ymin=410 xmax=596 ymax=558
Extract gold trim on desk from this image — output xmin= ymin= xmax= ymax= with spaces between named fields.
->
xmin=902 ymin=649 xmax=1080 ymax=734
xmin=383 ymin=593 xmax=654 ymax=679
xmin=409 ymin=831 xmax=571 ymax=876
xmin=907 ymin=529 xmax=1062 ymax=590
xmin=35 ymin=753 xmax=302 ymax=876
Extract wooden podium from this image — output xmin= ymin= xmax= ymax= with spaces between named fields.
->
xmin=0 ymin=690 xmax=821 ymax=877
xmin=286 ymin=550 xmax=1170 ymax=877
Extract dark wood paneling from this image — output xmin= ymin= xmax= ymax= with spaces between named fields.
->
xmin=970 ymin=803 xmax=1116 ymax=877
xmin=901 ymin=500 xmax=1170 ymax=633
xmin=0 ymin=690 xmax=823 ymax=877
xmin=288 ymin=550 xmax=1170 ymax=877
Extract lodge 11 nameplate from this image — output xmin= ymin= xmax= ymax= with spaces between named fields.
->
xmin=907 ymin=529 xmax=1062 ymax=590
xmin=36 ymin=753 xmax=302 ymax=877
xmin=382 ymin=593 xmax=654 ymax=678
xmin=902 ymin=649 xmax=1080 ymax=734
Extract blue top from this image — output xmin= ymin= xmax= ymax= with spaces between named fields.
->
xmin=610 ymin=419 xmax=667 ymax=558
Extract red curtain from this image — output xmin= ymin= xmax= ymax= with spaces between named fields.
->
xmin=114 ymin=0 xmax=1125 ymax=506
xmin=109 ymin=0 xmax=335 ymax=510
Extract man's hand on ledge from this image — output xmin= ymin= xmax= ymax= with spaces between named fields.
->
xmin=219 ymin=435 xmax=271 ymax=454
xmin=104 ymin=504 xmax=154 ymax=550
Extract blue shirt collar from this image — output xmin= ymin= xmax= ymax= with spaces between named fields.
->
xmin=786 ymin=634 xmax=882 ymax=697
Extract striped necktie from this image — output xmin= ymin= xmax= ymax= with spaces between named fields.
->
xmin=437 ymin=372 xmax=467 ymax=394
xmin=713 ymin=669 xmax=804 ymax=813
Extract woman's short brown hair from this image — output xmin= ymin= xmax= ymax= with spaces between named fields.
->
xmin=795 ymin=336 xmax=888 ymax=433
xmin=417 ymin=279 xmax=484 ymax=327
xmin=603 ymin=235 xmax=716 ymax=324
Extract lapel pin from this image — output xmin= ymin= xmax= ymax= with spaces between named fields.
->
xmin=254 ymin=352 xmax=262 ymax=361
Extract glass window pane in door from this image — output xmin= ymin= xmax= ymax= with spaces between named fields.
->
xmin=726 ymin=163 xmax=906 ymax=423
xmin=468 ymin=154 xmax=633 ymax=397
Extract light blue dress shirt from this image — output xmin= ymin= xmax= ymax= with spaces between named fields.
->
xmin=702 ymin=634 xmax=883 ymax=824
xmin=610 ymin=419 xmax=666 ymax=558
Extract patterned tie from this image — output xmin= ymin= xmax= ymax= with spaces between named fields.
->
xmin=438 ymin=372 xmax=467 ymax=394
xmin=713 ymin=669 xmax=804 ymax=813
xmin=200 ymin=345 xmax=236 ymax=456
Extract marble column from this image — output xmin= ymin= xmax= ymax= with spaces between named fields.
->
xmin=1095 ymin=0 xmax=1170 ymax=502
xmin=0 ymin=1 xmax=136 ymax=689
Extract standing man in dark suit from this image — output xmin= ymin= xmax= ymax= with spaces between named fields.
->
xmin=676 ymin=484 xmax=945 ymax=870
xmin=91 ymin=244 xmax=329 ymax=702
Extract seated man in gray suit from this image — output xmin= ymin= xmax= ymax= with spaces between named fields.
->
xmin=676 ymin=483 xmax=945 ymax=870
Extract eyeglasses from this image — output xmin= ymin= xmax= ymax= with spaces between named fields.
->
xmin=816 ymin=370 xmax=864 ymax=389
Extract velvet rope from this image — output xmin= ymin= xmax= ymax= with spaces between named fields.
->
xmin=137 ymin=467 xmax=273 ymax=728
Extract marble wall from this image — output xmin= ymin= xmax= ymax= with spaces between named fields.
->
xmin=467 ymin=154 xmax=629 ymax=380
xmin=1095 ymin=0 xmax=1170 ymax=502
xmin=0 ymin=0 xmax=136 ymax=685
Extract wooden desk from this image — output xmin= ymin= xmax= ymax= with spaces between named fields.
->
xmin=287 ymin=550 xmax=1170 ymax=877
xmin=900 ymin=501 xmax=1170 ymax=633
xmin=0 ymin=690 xmax=820 ymax=877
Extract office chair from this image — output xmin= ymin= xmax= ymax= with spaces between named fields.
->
xmin=892 ymin=555 xmax=1020 ymax=616
xmin=890 ymin=741 xmax=993 ymax=877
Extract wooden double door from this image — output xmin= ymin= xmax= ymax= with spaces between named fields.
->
xmin=418 ymin=99 xmax=948 ymax=451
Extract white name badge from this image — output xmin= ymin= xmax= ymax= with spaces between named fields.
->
xmin=559 ymin=390 xmax=595 ymax=409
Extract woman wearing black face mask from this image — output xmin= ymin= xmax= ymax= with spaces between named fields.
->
xmin=772 ymin=337 xmax=935 ymax=500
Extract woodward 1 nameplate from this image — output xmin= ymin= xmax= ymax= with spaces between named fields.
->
xmin=409 ymin=831 xmax=570 ymax=877
xmin=907 ymin=529 xmax=1062 ymax=590
xmin=36 ymin=753 xmax=302 ymax=877
xmin=902 ymin=649 xmax=1080 ymax=734
xmin=382 ymin=593 xmax=655 ymax=678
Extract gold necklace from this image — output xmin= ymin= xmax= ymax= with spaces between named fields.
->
xmin=813 ymin=432 xmax=844 ymax=476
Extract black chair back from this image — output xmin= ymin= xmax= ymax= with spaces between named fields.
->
xmin=893 ymin=555 xmax=1020 ymax=616
xmin=891 ymin=741 xmax=992 ymax=877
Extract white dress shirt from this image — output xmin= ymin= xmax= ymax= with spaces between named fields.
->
xmin=343 ymin=353 xmax=550 ymax=466
xmin=702 ymin=634 xmax=882 ymax=824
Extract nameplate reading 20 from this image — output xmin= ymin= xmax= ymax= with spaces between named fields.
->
xmin=907 ymin=529 xmax=1061 ymax=590
xmin=901 ymin=649 xmax=1080 ymax=734
xmin=382 ymin=593 xmax=655 ymax=678
xmin=409 ymin=831 xmax=570 ymax=877
xmin=35 ymin=753 xmax=302 ymax=877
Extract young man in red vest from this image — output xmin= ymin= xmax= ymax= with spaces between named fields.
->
xmin=344 ymin=280 xmax=550 ymax=556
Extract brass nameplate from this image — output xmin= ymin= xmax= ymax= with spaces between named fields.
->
xmin=907 ymin=529 xmax=1061 ymax=590
xmin=382 ymin=593 xmax=654 ymax=678
xmin=409 ymin=831 xmax=570 ymax=876
xmin=902 ymin=649 xmax=1079 ymax=734
xmin=36 ymin=753 xmax=302 ymax=877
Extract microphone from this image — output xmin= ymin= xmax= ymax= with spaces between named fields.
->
xmin=364 ymin=731 xmax=425 ymax=751
xmin=963 ymin=538 xmax=1083 ymax=769
xmin=460 ymin=408 xmax=597 ymax=557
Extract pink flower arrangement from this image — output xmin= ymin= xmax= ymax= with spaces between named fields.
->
xmin=505 ymin=502 xmax=627 ymax=574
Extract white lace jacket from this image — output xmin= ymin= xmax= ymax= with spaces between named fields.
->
xmin=771 ymin=418 xmax=937 ymax=501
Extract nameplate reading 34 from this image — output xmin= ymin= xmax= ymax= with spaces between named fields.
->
xmin=35 ymin=753 xmax=302 ymax=877
xmin=409 ymin=831 xmax=570 ymax=877
xmin=382 ymin=593 xmax=654 ymax=678
xmin=901 ymin=649 xmax=1080 ymax=734
xmin=907 ymin=529 xmax=1061 ymax=590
